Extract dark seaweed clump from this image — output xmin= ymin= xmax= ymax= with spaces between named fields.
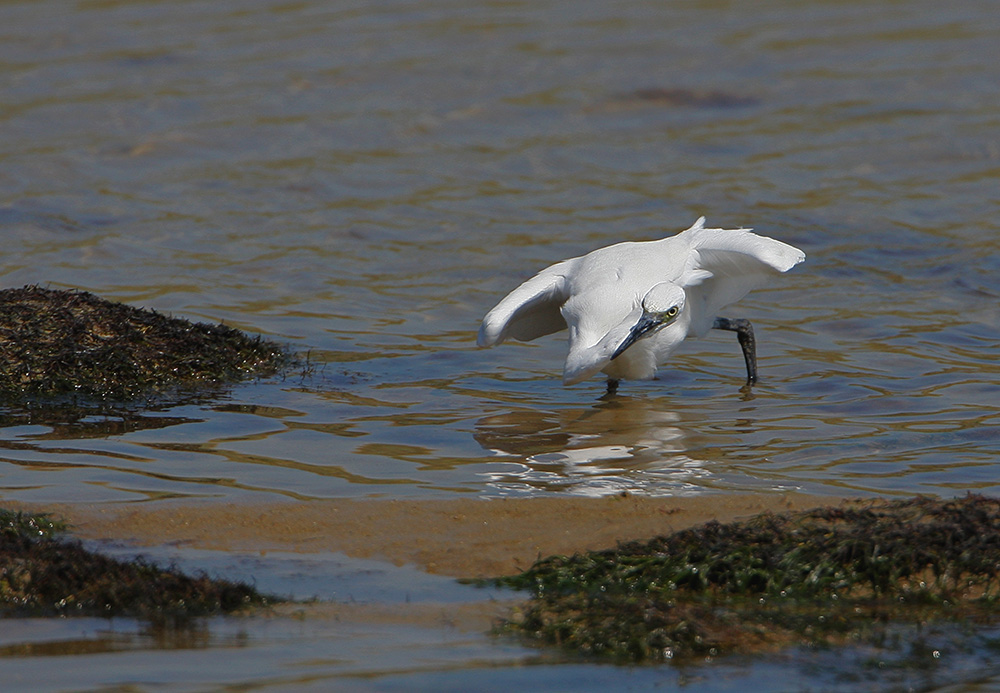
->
xmin=0 ymin=508 xmax=271 ymax=620
xmin=0 ymin=285 xmax=288 ymax=402
xmin=485 ymin=495 xmax=1000 ymax=662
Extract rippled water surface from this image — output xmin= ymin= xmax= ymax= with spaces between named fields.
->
xmin=2 ymin=0 xmax=1000 ymax=689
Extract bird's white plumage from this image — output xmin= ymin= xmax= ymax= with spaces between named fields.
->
xmin=477 ymin=217 xmax=805 ymax=385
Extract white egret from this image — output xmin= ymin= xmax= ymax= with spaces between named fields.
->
xmin=477 ymin=217 xmax=805 ymax=390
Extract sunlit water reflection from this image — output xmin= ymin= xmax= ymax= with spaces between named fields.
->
xmin=1 ymin=0 xmax=1000 ymax=502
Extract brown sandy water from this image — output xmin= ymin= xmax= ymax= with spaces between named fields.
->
xmin=4 ymin=493 xmax=833 ymax=686
xmin=4 ymin=493 xmax=851 ymax=692
xmin=51 ymin=492 xmax=830 ymax=578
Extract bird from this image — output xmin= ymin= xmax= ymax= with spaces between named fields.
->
xmin=477 ymin=217 xmax=805 ymax=390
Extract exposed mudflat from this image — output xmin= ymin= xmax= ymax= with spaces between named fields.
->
xmin=42 ymin=492 xmax=834 ymax=578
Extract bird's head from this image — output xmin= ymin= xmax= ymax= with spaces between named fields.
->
xmin=610 ymin=283 xmax=685 ymax=361
xmin=641 ymin=282 xmax=686 ymax=319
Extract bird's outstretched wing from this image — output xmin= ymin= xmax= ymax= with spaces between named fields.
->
xmin=682 ymin=223 xmax=806 ymax=336
xmin=477 ymin=260 xmax=575 ymax=347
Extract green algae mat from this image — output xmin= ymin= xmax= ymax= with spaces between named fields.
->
xmin=483 ymin=495 xmax=1000 ymax=662
xmin=1 ymin=508 xmax=271 ymax=620
xmin=0 ymin=285 xmax=287 ymax=402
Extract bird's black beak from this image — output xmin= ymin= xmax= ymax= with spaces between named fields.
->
xmin=610 ymin=314 xmax=662 ymax=360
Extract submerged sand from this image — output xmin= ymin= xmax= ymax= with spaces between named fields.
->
xmin=1 ymin=493 xmax=839 ymax=642
xmin=43 ymin=492 xmax=834 ymax=578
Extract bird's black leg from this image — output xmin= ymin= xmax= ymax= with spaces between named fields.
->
xmin=712 ymin=317 xmax=757 ymax=384
xmin=605 ymin=378 xmax=620 ymax=395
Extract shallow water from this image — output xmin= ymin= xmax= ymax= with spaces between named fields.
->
xmin=2 ymin=0 xmax=1000 ymax=689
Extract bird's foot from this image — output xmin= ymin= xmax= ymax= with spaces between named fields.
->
xmin=712 ymin=317 xmax=758 ymax=385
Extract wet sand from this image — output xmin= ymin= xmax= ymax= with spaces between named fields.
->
xmin=3 ymin=492 xmax=842 ymax=651
xmin=42 ymin=492 xmax=836 ymax=578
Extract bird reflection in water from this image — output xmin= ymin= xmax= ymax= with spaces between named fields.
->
xmin=473 ymin=395 xmax=718 ymax=496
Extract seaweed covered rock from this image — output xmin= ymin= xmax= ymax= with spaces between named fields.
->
xmin=0 ymin=508 xmax=271 ymax=620
xmin=0 ymin=286 xmax=288 ymax=402
xmin=487 ymin=495 xmax=1000 ymax=662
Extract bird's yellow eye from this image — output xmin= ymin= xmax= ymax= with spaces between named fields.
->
xmin=665 ymin=306 xmax=679 ymax=318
